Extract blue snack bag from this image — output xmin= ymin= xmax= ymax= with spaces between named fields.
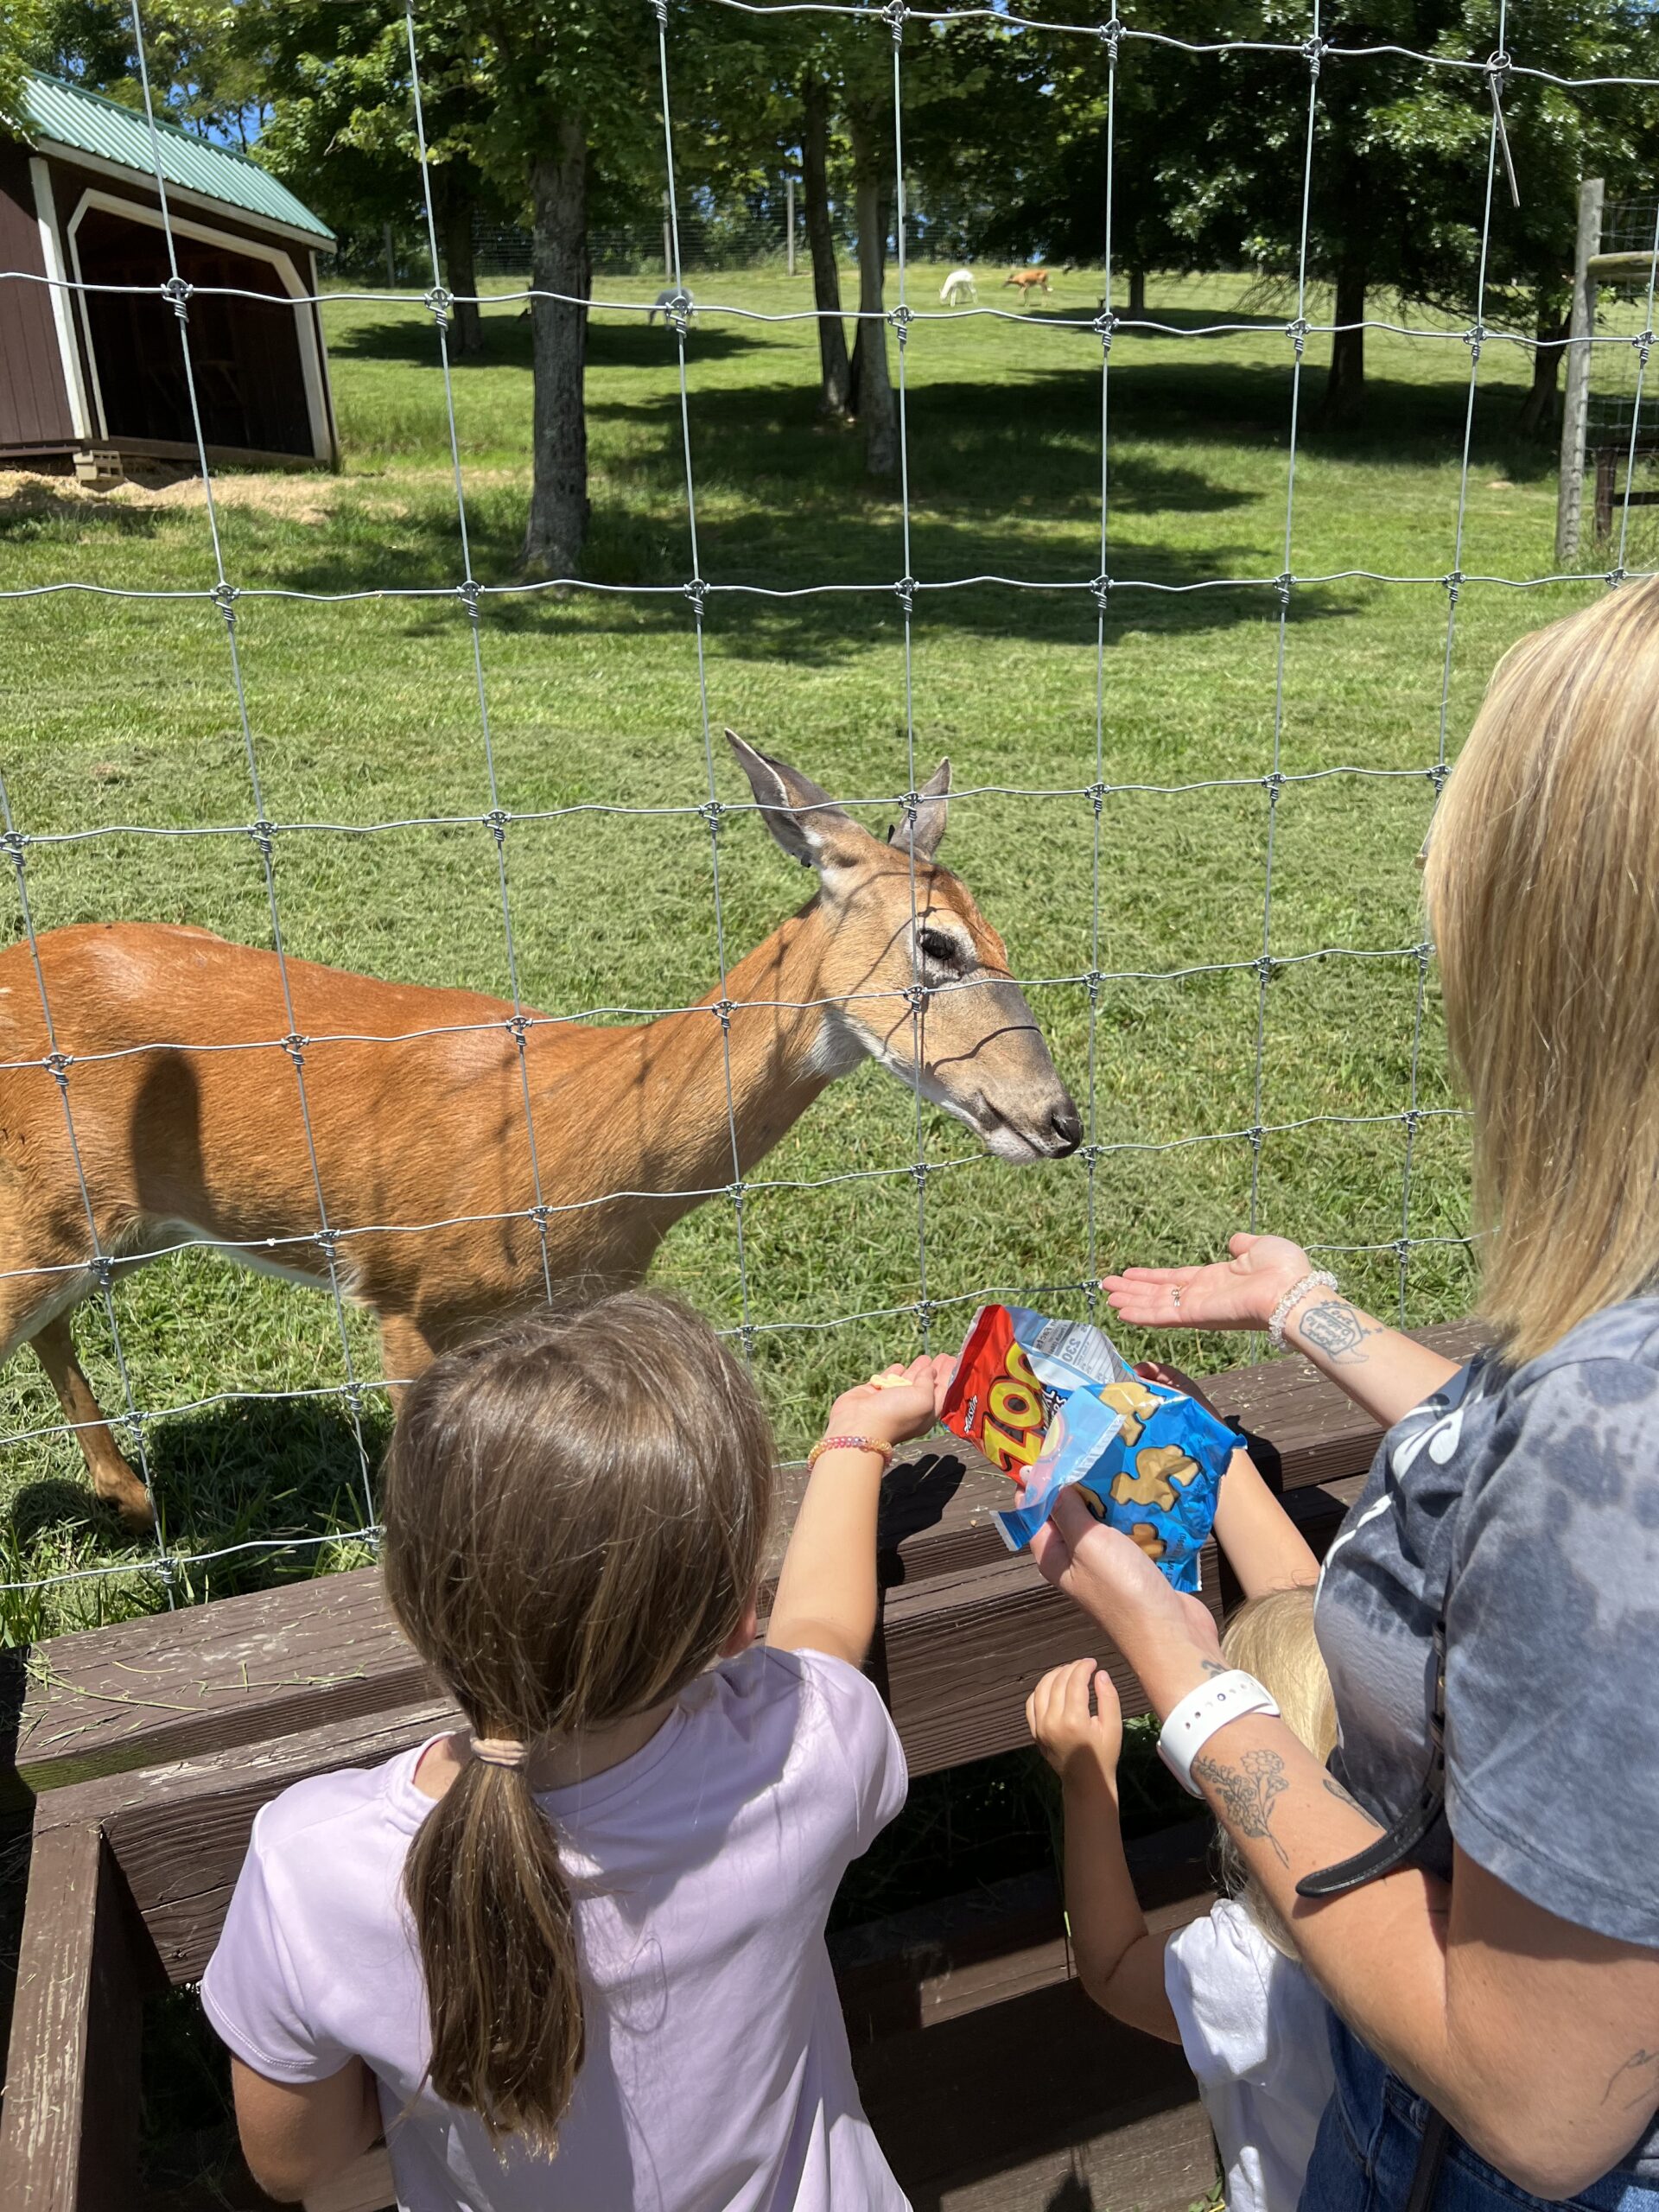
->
xmin=995 ymin=1372 xmax=1234 ymax=1592
xmin=939 ymin=1303 xmax=1234 ymax=1592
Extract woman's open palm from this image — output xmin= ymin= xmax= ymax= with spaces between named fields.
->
xmin=1102 ymin=1231 xmax=1313 ymax=1333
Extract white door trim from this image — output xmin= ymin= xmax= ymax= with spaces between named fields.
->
xmin=65 ymin=187 xmax=330 ymax=461
xmin=29 ymin=157 xmax=92 ymax=441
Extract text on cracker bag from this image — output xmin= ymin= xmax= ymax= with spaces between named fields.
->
xmin=940 ymin=1304 xmax=1235 ymax=1593
xmin=939 ymin=1303 xmax=1136 ymax=1479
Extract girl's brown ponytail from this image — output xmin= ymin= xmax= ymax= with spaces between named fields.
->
xmin=382 ymin=1294 xmax=776 ymax=2152
xmin=402 ymin=1761 xmax=584 ymax=2149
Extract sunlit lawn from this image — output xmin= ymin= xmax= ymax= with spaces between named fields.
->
xmin=0 ymin=259 xmax=1603 ymax=1637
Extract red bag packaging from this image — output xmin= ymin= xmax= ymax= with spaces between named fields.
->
xmin=938 ymin=1305 xmax=1052 ymax=1486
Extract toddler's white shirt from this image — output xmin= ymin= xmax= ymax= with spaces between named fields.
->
xmin=202 ymin=1645 xmax=909 ymax=2212
xmin=1163 ymin=1897 xmax=1335 ymax=2212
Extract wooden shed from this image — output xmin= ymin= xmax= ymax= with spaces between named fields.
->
xmin=1 ymin=71 xmax=338 ymax=472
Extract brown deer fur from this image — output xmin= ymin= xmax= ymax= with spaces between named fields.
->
xmin=1 ymin=737 xmax=1079 ymax=1525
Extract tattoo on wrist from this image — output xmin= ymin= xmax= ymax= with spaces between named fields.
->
xmin=1602 ymin=2049 xmax=1659 ymax=2109
xmin=1192 ymin=1746 xmax=1291 ymax=1867
xmin=1294 ymin=1296 xmax=1382 ymax=1367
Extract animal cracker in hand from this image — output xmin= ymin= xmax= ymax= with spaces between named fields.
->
xmin=1109 ymin=1444 xmax=1200 ymax=1515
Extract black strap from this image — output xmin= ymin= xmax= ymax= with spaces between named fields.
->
xmin=1406 ymin=2109 xmax=1452 ymax=2212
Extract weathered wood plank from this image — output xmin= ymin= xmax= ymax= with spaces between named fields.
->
xmin=33 ymin=1700 xmax=457 ymax=1982
xmin=10 ymin=1319 xmax=1483 ymax=1803
xmin=852 ymin=1976 xmax=1213 ymax=2210
xmin=832 ymin=1821 xmax=1213 ymax=2043
xmin=930 ymin=2101 xmax=1217 ymax=2212
xmin=0 ymin=1825 xmax=164 ymax=2212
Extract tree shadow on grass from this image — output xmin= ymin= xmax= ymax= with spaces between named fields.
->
xmin=330 ymin=306 xmax=766 ymax=372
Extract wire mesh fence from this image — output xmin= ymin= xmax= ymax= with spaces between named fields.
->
xmin=1584 ymin=194 xmax=1659 ymax=571
xmin=3 ymin=0 xmax=1655 ymax=1635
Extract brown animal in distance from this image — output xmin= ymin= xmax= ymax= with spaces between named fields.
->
xmin=0 ymin=735 xmax=1082 ymax=1525
xmin=1002 ymin=268 xmax=1052 ymax=302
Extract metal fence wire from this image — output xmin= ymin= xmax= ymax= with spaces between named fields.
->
xmin=3 ymin=0 xmax=1656 ymax=1615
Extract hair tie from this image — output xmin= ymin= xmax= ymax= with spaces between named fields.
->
xmin=470 ymin=1735 xmax=528 ymax=1770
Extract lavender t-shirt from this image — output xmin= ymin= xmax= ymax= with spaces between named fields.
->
xmin=201 ymin=1645 xmax=909 ymax=2212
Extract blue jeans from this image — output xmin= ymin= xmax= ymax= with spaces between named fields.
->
xmin=1299 ymin=2010 xmax=1659 ymax=2211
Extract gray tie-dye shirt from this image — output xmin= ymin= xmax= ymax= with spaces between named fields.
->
xmin=1314 ymin=1295 xmax=1659 ymax=2182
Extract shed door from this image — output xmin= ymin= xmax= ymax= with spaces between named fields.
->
xmin=76 ymin=205 xmax=312 ymax=457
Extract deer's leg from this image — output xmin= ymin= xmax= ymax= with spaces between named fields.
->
xmin=378 ymin=1314 xmax=437 ymax=1413
xmin=30 ymin=1315 xmax=154 ymax=1529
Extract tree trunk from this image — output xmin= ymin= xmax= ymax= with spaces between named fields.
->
xmin=1128 ymin=268 xmax=1146 ymax=319
xmin=521 ymin=118 xmax=589 ymax=578
xmin=1517 ymin=303 xmax=1570 ymax=440
xmin=1317 ymin=261 xmax=1366 ymax=428
xmin=844 ymin=105 xmax=895 ymax=476
xmin=801 ymin=72 xmax=850 ymax=417
xmin=439 ymin=188 xmax=484 ymax=359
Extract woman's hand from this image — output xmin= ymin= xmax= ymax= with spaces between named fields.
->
xmin=1030 ymin=1489 xmax=1223 ymax=1713
xmin=1103 ymin=1231 xmax=1313 ymax=1332
xmin=826 ymin=1354 xmax=955 ymax=1449
xmin=1027 ymin=1656 xmax=1122 ymax=1783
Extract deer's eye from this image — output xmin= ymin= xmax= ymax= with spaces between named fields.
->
xmin=918 ymin=927 xmax=960 ymax=968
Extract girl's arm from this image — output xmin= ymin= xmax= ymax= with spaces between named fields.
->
xmin=766 ymin=1355 xmax=954 ymax=1667
xmin=1033 ymin=1495 xmax=1659 ymax=2201
xmin=230 ymin=2053 xmax=380 ymax=2204
xmin=1026 ymin=1660 xmax=1178 ymax=2041
xmin=1136 ymin=1361 xmax=1318 ymax=1597
xmin=1105 ymin=1232 xmax=1463 ymax=1432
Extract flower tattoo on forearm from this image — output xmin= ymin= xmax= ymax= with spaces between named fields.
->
xmin=1192 ymin=1745 xmax=1292 ymax=1866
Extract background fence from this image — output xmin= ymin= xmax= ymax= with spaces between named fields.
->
xmin=6 ymin=0 xmax=1659 ymax=1643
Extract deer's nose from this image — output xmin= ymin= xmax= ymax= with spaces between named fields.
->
xmin=1047 ymin=1103 xmax=1084 ymax=1156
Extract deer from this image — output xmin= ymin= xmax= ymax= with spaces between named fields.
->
xmin=1002 ymin=267 xmax=1052 ymax=303
xmin=0 ymin=735 xmax=1082 ymax=1527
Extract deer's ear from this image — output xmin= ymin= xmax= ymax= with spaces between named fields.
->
xmin=887 ymin=757 xmax=950 ymax=863
xmin=726 ymin=731 xmax=866 ymax=872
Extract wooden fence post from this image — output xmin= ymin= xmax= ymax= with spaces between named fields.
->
xmin=1558 ymin=176 xmax=1605 ymax=566
xmin=0 ymin=1826 xmax=164 ymax=2212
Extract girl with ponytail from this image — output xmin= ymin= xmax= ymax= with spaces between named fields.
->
xmin=202 ymin=1292 xmax=950 ymax=2210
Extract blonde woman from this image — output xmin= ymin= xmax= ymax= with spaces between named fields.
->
xmin=202 ymin=1294 xmax=952 ymax=2211
xmin=1028 ymin=1585 xmax=1338 ymax=2212
xmin=1043 ymin=584 xmax=1659 ymax=2209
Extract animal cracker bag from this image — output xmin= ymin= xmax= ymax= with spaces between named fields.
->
xmin=938 ymin=1304 xmax=1235 ymax=1593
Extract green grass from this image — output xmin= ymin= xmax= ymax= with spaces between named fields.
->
xmin=0 ymin=263 xmax=1593 ymax=1637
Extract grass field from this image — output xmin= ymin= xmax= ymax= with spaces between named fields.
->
xmin=0 ymin=262 xmax=1596 ymax=1639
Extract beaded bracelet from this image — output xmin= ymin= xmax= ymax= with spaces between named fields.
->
xmin=806 ymin=1433 xmax=894 ymax=1471
xmin=1267 ymin=1269 xmax=1339 ymax=1351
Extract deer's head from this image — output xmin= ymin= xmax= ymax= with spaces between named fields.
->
xmin=729 ymin=734 xmax=1083 ymax=1164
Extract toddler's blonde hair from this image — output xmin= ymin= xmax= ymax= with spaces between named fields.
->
xmin=1215 ymin=1584 xmax=1336 ymax=1957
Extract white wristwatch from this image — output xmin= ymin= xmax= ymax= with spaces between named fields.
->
xmin=1158 ymin=1669 xmax=1281 ymax=1798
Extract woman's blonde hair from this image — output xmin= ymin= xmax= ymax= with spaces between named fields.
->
xmin=1216 ymin=1586 xmax=1335 ymax=1956
xmin=1429 ymin=580 xmax=1659 ymax=1363
xmin=381 ymin=1293 xmax=776 ymax=2154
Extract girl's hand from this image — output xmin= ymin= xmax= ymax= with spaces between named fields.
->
xmin=1026 ymin=1656 xmax=1122 ymax=1783
xmin=1103 ymin=1230 xmax=1314 ymax=1333
xmin=1031 ymin=1490 xmax=1224 ymax=1670
xmin=826 ymin=1354 xmax=956 ymax=1449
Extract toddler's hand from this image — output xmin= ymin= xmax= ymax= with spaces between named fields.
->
xmin=826 ymin=1354 xmax=956 ymax=1449
xmin=1026 ymin=1656 xmax=1122 ymax=1783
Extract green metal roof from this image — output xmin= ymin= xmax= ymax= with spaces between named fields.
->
xmin=17 ymin=71 xmax=334 ymax=246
